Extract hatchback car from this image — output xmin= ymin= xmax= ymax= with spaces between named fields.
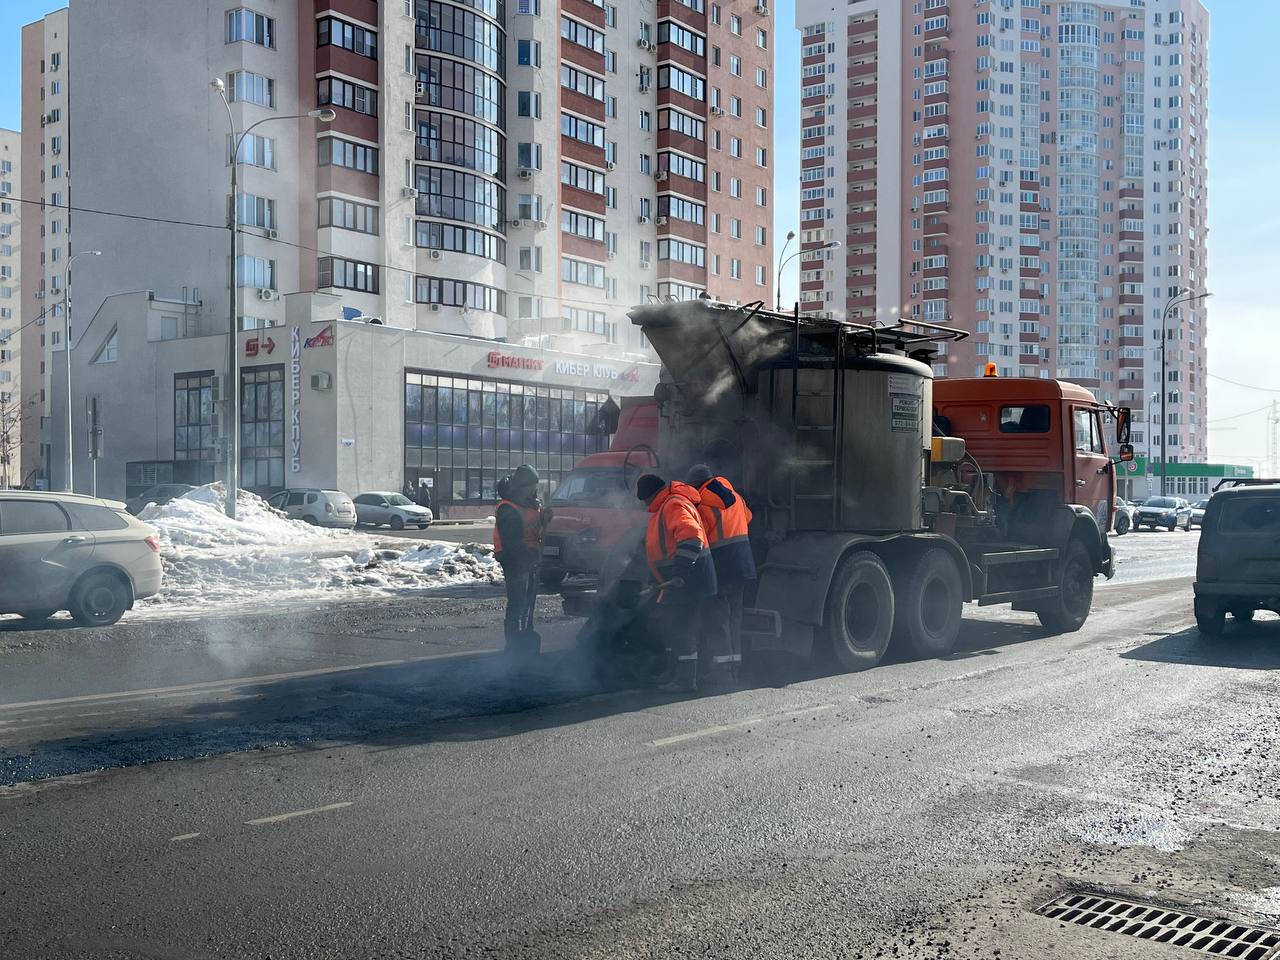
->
xmin=264 ymin=488 xmax=357 ymax=528
xmin=1190 ymin=497 xmax=1210 ymax=527
xmin=352 ymin=492 xmax=433 ymax=530
xmin=1194 ymin=482 xmax=1280 ymax=635
xmin=0 ymin=491 xmax=163 ymax=626
xmin=1112 ymin=497 xmax=1134 ymax=536
xmin=125 ymin=483 xmax=196 ymax=516
xmin=1133 ymin=496 xmax=1194 ymax=531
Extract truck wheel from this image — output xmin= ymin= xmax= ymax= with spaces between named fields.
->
xmin=893 ymin=548 xmax=963 ymax=659
xmin=540 ymin=569 xmax=566 ymax=590
xmin=1195 ymin=598 xmax=1225 ymax=637
xmin=1036 ymin=539 xmax=1093 ymax=634
xmin=1230 ymin=606 xmax=1256 ymax=624
xmin=823 ymin=551 xmax=894 ymax=672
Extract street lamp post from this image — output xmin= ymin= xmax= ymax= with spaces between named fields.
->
xmin=63 ymin=249 xmax=102 ymax=492
xmin=211 ymin=78 xmax=334 ymax=518
xmin=1157 ymin=288 xmax=1211 ymax=497
xmin=776 ymin=238 xmax=840 ymax=313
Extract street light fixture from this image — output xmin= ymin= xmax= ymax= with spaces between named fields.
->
xmin=63 ymin=249 xmax=102 ymax=492
xmin=1157 ymin=288 xmax=1211 ymax=496
xmin=776 ymin=237 xmax=840 ymax=313
xmin=211 ymin=79 xmax=334 ymax=518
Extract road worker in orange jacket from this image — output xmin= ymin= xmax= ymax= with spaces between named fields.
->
xmin=637 ymin=473 xmax=718 ymax=692
xmin=687 ymin=463 xmax=757 ymax=680
xmin=494 ymin=464 xmax=550 ymax=652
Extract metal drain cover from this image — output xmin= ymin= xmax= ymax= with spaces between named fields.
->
xmin=1037 ymin=892 xmax=1280 ymax=959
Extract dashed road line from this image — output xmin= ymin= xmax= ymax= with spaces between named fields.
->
xmin=169 ymin=833 xmax=202 ymax=842
xmin=650 ymin=703 xmax=836 ymax=748
xmin=244 ymin=801 xmax=354 ymax=826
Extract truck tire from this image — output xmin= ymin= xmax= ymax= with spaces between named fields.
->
xmin=1036 ymin=539 xmax=1093 ymax=634
xmin=1195 ymin=597 xmax=1225 ymax=637
xmin=893 ymin=548 xmax=963 ymax=659
xmin=823 ymin=551 xmax=894 ymax=672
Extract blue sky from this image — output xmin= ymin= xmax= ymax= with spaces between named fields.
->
xmin=1 ymin=0 xmax=1273 ymax=468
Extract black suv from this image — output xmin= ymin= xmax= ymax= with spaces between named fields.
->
xmin=1194 ymin=480 xmax=1280 ymax=636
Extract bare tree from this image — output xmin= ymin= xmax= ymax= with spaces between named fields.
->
xmin=0 ymin=390 xmax=37 ymax=489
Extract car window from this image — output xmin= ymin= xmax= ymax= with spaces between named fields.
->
xmin=64 ymin=502 xmax=130 ymax=531
xmin=307 ymin=493 xmax=319 ymax=504
xmin=1218 ymin=498 xmax=1280 ymax=535
xmin=353 ymin=494 xmax=374 ymax=505
xmin=267 ymin=492 xmax=286 ymax=508
xmin=387 ymin=494 xmax=413 ymax=506
xmin=286 ymin=492 xmax=306 ymax=506
xmin=999 ymin=405 xmax=1050 ymax=433
xmin=0 ymin=499 xmax=71 ymax=535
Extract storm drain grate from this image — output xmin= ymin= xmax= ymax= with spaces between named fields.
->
xmin=1036 ymin=892 xmax=1280 ymax=959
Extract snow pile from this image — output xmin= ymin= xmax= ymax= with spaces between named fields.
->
xmin=135 ymin=484 xmax=499 ymax=613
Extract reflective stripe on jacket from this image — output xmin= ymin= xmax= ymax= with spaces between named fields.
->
xmin=644 ymin=481 xmax=718 ymax=599
xmin=493 ymin=499 xmax=543 ymax=559
xmin=695 ymin=476 xmax=757 ymax=582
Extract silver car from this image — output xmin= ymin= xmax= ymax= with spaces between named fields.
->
xmin=0 ymin=491 xmax=164 ymax=626
xmin=265 ymin=488 xmax=357 ymax=528
xmin=353 ymin=492 xmax=434 ymax=530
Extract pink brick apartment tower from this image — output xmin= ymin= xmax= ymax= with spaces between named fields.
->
xmin=793 ymin=0 xmax=1209 ymax=464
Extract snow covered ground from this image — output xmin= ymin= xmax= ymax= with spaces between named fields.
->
xmin=132 ymin=485 xmax=500 ymax=617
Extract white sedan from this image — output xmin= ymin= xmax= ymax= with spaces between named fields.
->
xmin=352 ymin=492 xmax=433 ymax=530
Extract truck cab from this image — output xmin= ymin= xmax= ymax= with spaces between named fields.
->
xmin=540 ymin=397 xmax=658 ymax=588
xmin=933 ymin=377 xmax=1118 ymax=537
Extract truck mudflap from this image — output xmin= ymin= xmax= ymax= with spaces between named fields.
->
xmin=752 ymin=531 xmax=974 ymax=629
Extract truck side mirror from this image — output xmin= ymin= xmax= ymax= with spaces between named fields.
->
xmin=1118 ymin=443 xmax=1134 ymax=462
xmin=1115 ymin=407 xmax=1132 ymax=444
xmin=592 ymin=397 xmax=621 ymax=435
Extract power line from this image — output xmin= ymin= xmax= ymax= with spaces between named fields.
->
xmin=1208 ymin=404 xmax=1272 ymax=425
xmin=1209 ymin=373 xmax=1280 ymax=394
xmin=4 ymin=194 xmax=224 ymax=232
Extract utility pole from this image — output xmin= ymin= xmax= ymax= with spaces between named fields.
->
xmin=1158 ymin=288 xmax=1212 ymax=497
xmin=1270 ymin=400 xmax=1279 ymax=479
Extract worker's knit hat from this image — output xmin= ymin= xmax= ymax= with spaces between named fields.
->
xmin=636 ymin=474 xmax=665 ymax=502
xmin=686 ymin=463 xmax=713 ymax=488
xmin=511 ymin=463 xmax=540 ymax=487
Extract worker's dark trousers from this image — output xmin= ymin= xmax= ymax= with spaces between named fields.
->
xmin=699 ymin=580 xmax=746 ymax=680
xmin=658 ymin=589 xmax=701 ymax=690
xmin=500 ymin=561 xmax=539 ymax=648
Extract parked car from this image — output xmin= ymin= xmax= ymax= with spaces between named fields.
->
xmin=1191 ymin=497 xmax=1210 ymax=527
xmin=352 ymin=492 xmax=433 ymax=530
xmin=1133 ymin=495 xmax=1193 ymax=531
xmin=0 ymin=491 xmax=163 ymax=626
xmin=1194 ymin=482 xmax=1280 ymax=635
xmin=264 ymin=488 xmax=357 ymax=528
xmin=1112 ymin=497 xmax=1135 ymax=536
xmin=125 ymin=483 xmax=196 ymax=516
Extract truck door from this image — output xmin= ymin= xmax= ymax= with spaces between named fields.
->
xmin=1071 ymin=406 xmax=1112 ymax=529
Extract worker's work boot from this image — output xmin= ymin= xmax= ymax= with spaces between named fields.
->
xmin=664 ymin=655 xmax=698 ymax=694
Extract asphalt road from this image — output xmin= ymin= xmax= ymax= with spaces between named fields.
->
xmin=368 ymin=520 xmax=494 ymax=544
xmin=4 ymin=541 xmax=1280 ymax=959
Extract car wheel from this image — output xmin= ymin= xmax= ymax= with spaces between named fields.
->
xmin=1167 ymin=520 xmax=1176 ymax=532
xmin=1114 ymin=514 xmax=1130 ymax=536
xmin=391 ymin=515 xmax=405 ymax=530
xmin=303 ymin=515 xmax=318 ymax=525
xmin=69 ymin=570 xmax=131 ymax=627
xmin=1185 ymin=517 xmax=1193 ymax=531
xmin=1195 ymin=597 xmax=1226 ymax=637
xmin=1037 ymin=539 xmax=1094 ymax=634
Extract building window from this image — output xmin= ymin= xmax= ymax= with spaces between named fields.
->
xmin=318 ymin=256 xmax=379 ymax=293
xmin=318 ymin=197 xmax=379 ymax=234
xmin=560 ymin=256 xmax=606 ymax=288
xmin=657 ymin=237 xmax=706 ymax=267
xmin=417 ymin=2 xmax=505 ymax=71
xmin=560 ymin=16 xmax=605 ymax=53
xmin=174 ymin=371 xmax=216 ymax=470
xmin=230 ymin=133 xmax=275 ymax=169
xmin=417 ymin=166 xmax=507 ymax=229
xmin=317 ymin=77 xmax=378 ymax=117
xmin=657 ymin=65 xmax=706 ymax=101
xmin=415 ymin=276 xmax=507 ymax=313
xmin=239 ymin=365 xmax=285 ymax=491
xmin=92 ymin=328 xmax=118 ymax=364
xmin=236 ymin=193 xmax=276 ymax=230
xmin=402 ymin=371 xmax=611 ymax=505
xmin=318 ymin=137 xmax=378 ymax=174
xmin=235 ymin=255 xmax=276 ymax=289
xmin=417 ymin=111 xmax=505 ymax=177
xmin=226 ymin=70 xmax=276 ymax=108
xmin=560 ymin=208 xmax=606 ymax=242
xmin=517 ymin=39 xmax=540 ymax=66
xmin=415 ymin=221 xmax=506 ymax=262
xmin=317 ymin=16 xmax=378 ymax=58
xmin=560 ymin=112 xmax=606 ymax=147
xmin=417 ymin=57 xmax=504 ymax=126
xmin=517 ymin=91 xmax=541 ymax=118
xmin=226 ymin=8 xmax=275 ymax=48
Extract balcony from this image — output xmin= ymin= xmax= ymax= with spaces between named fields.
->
xmin=846 ymin=252 xmax=876 ymax=267
xmin=848 ymin=145 xmax=876 ymax=164
xmin=1120 ymin=186 xmax=1144 ymax=200
xmin=847 ymin=103 xmax=878 ymax=122
xmin=848 ymin=209 xmax=877 ymax=225
xmin=1119 ymin=231 xmax=1144 ymax=242
xmin=1119 ymin=250 xmax=1144 ymax=263
xmin=848 ymin=61 xmax=878 ymax=80
xmin=848 ymin=18 xmax=877 ymax=38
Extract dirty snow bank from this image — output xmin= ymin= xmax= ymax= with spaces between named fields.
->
xmin=135 ymin=484 xmax=499 ymax=613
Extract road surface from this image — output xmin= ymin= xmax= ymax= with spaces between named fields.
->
xmin=5 ymin=529 xmax=1278 ymax=959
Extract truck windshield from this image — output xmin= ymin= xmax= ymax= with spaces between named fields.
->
xmin=551 ymin=468 xmax=629 ymax=506
xmin=1218 ymin=497 xmax=1280 ymax=535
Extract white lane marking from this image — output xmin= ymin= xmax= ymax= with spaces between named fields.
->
xmin=244 ymin=801 xmax=354 ymax=826
xmin=650 ymin=703 xmax=836 ymax=748
xmin=169 ymin=832 xmax=202 ymax=842
xmin=0 ymin=650 xmax=485 ymax=713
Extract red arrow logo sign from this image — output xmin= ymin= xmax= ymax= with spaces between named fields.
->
xmin=263 ymin=336 xmax=276 ymax=354
xmin=245 ymin=336 xmax=278 ymax=358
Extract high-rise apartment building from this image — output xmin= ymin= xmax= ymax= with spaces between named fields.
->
xmin=0 ymin=129 xmax=19 ymax=487
xmin=793 ymin=0 xmax=1209 ymax=463
xmin=22 ymin=0 xmax=771 ymax=502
